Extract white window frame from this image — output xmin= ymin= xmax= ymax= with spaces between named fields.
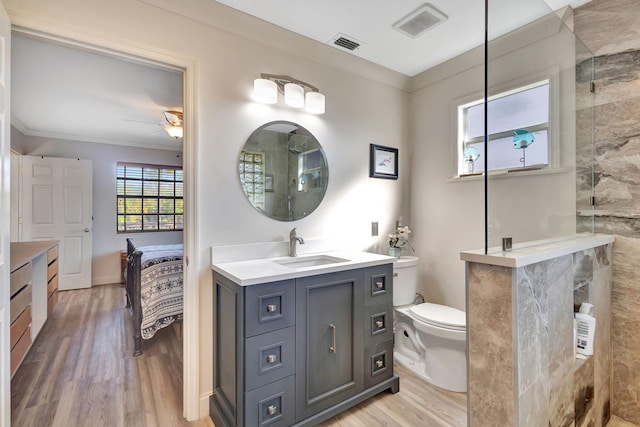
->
xmin=454 ymin=70 xmax=560 ymax=178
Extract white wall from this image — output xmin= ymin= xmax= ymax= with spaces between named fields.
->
xmin=409 ymin=13 xmax=579 ymax=310
xmin=12 ymin=130 xmax=183 ymax=285
xmin=4 ymin=0 xmax=411 ymax=415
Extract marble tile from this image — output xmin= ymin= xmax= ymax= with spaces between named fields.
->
xmin=519 ymin=380 xmax=550 ymax=426
xmin=467 ymin=262 xmax=515 ymax=426
xmin=610 ymin=236 xmax=640 ymax=425
xmin=593 ymin=263 xmax=612 ymax=427
xmin=574 ymin=0 xmax=640 ymax=57
xmin=575 ymin=356 xmax=596 ymax=427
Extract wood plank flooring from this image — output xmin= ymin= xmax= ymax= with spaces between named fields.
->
xmin=11 ymin=283 xmax=470 ymax=427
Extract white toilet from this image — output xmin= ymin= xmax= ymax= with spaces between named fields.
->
xmin=393 ymin=256 xmax=467 ymax=392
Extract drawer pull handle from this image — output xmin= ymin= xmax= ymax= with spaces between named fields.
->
xmin=376 ymin=320 xmax=384 ymax=328
xmin=376 ymin=359 xmax=384 ymax=368
xmin=266 ymin=304 xmax=277 ymax=312
xmin=393 ymin=273 xmax=398 ymax=277
xmin=266 ymin=354 xmax=277 ymax=363
xmin=266 ymin=405 xmax=277 ymax=416
xmin=329 ymin=324 xmax=336 ymax=353
xmin=375 ymin=281 xmax=384 ymax=289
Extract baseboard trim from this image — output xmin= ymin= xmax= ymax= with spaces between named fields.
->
xmin=92 ymin=275 xmax=122 ymax=286
xmin=200 ymin=392 xmax=212 ymax=419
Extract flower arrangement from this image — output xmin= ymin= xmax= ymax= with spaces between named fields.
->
xmin=388 ymin=226 xmax=414 ymax=251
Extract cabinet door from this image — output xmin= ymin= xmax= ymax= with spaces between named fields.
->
xmin=295 ymin=270 xmax=364 ymax=421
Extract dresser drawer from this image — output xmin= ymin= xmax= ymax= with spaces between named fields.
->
xmin=47 ymin=245 xmax=58 ymax=264
xmin=245 ymin=279 xmax=295 ymax=337
xmin=10 ymin=305 xmax=31 ymax=349
xmin=364 ymin=340 xmax=394 ymax=389
xmin=47 ymin=274 xmax=58 ymax=298
xmin=10 ymin=263 xmax=32 ymax=298
xmin=10 ymin=284 xmax=32 ymax=324
xmin=245 ymin=326 xmax=295 ymax=391
xmin=364 ymin=264 xmax=393 ymax=306
xmin=364 ymin=304 xmax=393 ymax=347
xmin=47 ymin=258 xmax=58 ymax=282
xmin=10 ymin=326 xmax=31 ymax=377
xmin=48 ymin=291 xmax=58 ymax=315
xmin=244 ymin=375 xmax=295 ymax=427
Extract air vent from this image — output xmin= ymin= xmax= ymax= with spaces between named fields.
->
xmin=331 ymin=33 xmax=361 ymax=51
xmin=393 ymin=3 xmax=447 ymax=39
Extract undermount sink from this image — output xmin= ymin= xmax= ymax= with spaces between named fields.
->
xmin=272 ymin=254 xmax=350 ymax=268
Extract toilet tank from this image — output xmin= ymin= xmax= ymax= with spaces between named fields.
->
xmin=393 ymin=256 xmax=419 ymax=306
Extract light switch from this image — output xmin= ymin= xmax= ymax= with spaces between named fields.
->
xmin=372 ymin=221 xmax=378 ymax=236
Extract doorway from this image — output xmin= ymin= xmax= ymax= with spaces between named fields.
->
xmin=9 ymin=27 xmax=198 ymax=420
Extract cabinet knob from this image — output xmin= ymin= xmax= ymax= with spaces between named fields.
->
xmin=375 ymin=359 xmax=384 ymax=368
xmin=266 ymin=354 xmax=277 ymax=363
xmin=376 ymin=320 xmax=384 ymax=328
xmin=266 ymin=405 xmax=277 ymax=416
xmin=375 ymin=281 xmax=384 ymax=289
xmin=266 ymin=304 xmax=277 ymax=312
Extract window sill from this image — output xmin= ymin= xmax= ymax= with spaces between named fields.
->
xmin=447 ymin=165 xmax=571 ymax=183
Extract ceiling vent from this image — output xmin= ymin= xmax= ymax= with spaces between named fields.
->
xmin=393 ymin=3 xmax=448 ymax=39
xmin=331 ymin=33 xmax=362 ymax=51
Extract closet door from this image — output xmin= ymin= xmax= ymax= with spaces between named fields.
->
xmin=22 ymin=156 xmax=93 ymax=290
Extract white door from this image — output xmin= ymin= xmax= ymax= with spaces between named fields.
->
xmin=0 ymin=1 xmax=11 ymax=425
xmin=21 ymin=156 xmax=92 ymax=290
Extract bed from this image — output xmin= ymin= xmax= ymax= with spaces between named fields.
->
xmin=125 ymin=238 xmax=184 ymax=356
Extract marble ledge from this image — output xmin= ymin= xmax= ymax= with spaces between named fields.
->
xmin=460 ymin=234 xmax=614 ymax=268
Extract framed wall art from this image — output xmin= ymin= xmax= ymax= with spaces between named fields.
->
xmin=369 ymin=144 xmax=398 ymax=180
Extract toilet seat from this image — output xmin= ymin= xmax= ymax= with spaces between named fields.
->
xmin=409 ymin=303 xmax=466 ymax=331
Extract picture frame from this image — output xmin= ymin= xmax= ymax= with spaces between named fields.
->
xmin=264 ymin=174 xmax=274 ymax=192
xmin=369 ymin=144 xmax=398 ymax=180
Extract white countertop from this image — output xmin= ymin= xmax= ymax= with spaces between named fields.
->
xmin=460 ymin=234 xmax=614 ymax=268
xmin=212 ymin=249 xmax=394 ymax=286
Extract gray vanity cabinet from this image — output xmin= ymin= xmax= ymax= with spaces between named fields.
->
xmin=210 ymin=263 xmax=398 ymax=427
xmin=294 ymin=270 xmax=364 ymax=420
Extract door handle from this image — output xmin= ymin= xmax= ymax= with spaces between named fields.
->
xmin=329 ymin=324 xmax=336 ymax=353
xmin=84 ymin=228 xmax=91 ymax=232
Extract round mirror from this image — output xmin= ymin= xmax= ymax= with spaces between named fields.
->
xmin=239 ymin=121 xmax=328 ymax=221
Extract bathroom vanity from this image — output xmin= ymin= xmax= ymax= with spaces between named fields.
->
xmin=210 ymin=250 xmax=399 ymax=427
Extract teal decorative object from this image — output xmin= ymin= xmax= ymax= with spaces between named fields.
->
xmin=463 ymin=146 xmax=480 ymax=174
xmin=512 ymin=129 xmax=535 ymax=167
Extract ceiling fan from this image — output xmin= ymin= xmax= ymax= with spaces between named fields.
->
xmin=123 ymin=110 xmax=183 ymax=139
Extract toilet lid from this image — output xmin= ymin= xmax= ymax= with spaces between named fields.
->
xmin=409 ymin=303 xmax=466 ymax=331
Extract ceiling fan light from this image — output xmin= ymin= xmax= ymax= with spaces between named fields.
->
xmin=253 ymin=78 xmax=278 ymax=104
xmin=284 ymin=83 xmax=305 ymax=108
xmin=166 ymin=125 xmax=183 ymax=139
xmin=305 ymin=91 xmax=325 ymax=114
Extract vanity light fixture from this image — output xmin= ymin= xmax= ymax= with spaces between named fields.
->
xmin=253 ymin=73 xmax=325 ymax=114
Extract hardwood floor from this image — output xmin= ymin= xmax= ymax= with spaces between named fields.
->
xmin=11 ymin=283 xmax=468 ymax=427
xmin=11 ymin=283 xmax=212 ymax=427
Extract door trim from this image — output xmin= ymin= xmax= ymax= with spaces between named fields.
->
xmin=7 ymin=16 xmax=200 ymax=421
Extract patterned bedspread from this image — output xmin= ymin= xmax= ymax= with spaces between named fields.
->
xmin=139 ymin=244 xmax=183 ymax=339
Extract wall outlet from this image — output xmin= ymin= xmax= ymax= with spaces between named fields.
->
xmin=371 ymin=221 xmax=378 ymax=236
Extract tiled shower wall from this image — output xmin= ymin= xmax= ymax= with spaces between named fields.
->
xmin=467 ymin=243 xmax=612 ymax=426
xmin=575 ymin=0 xmax=640 ymax=423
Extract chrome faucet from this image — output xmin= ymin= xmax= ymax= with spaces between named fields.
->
xmin=289 ymin=227 xmax=305 ymax=257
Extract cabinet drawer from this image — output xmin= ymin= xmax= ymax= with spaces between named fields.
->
xmin=10 ymin=284 xmax=32 ymax=324
xmin=10 ymin=305 xmax=31 ymax=350
xmin=47 ymin=245 xmax=58 ymax=264
xmin=364 ymin=264 xmax=393 ymax=306
xmin=48 ymin=291 xmax=58 ymax=316
xmin=10 ymin=263 xmax=32 ymax=297
xmin=47 ymin=258 xmax=58 ymax=282
xmin=10 ymin=326 xmax=31 ymax=377
xmin=245 ymin=279 xmax=295 ymax=337
xmin=364 ymin=340 xmax=394 ymax=389
xmin=364 ymin=304 xmax=393 ymax=347
xmin=47 ymin=274 xmax=59 ymax=298
xmin=245 ymin=375 xmax=295 ymax=427
xmin=245 ymin=326 xmax=295 ymax=391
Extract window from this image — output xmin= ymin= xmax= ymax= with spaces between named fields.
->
xmin=458 ymin=79 xmax=550 ymax=176
xmin=117 ymin=163 xmax=183 ymax=232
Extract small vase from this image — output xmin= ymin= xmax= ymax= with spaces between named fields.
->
xmin=388 ymin=247 xmax=401 ymax=258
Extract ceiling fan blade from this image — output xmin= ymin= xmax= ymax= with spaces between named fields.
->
xmin=123 ymin=118 xmax=163 ymax=126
